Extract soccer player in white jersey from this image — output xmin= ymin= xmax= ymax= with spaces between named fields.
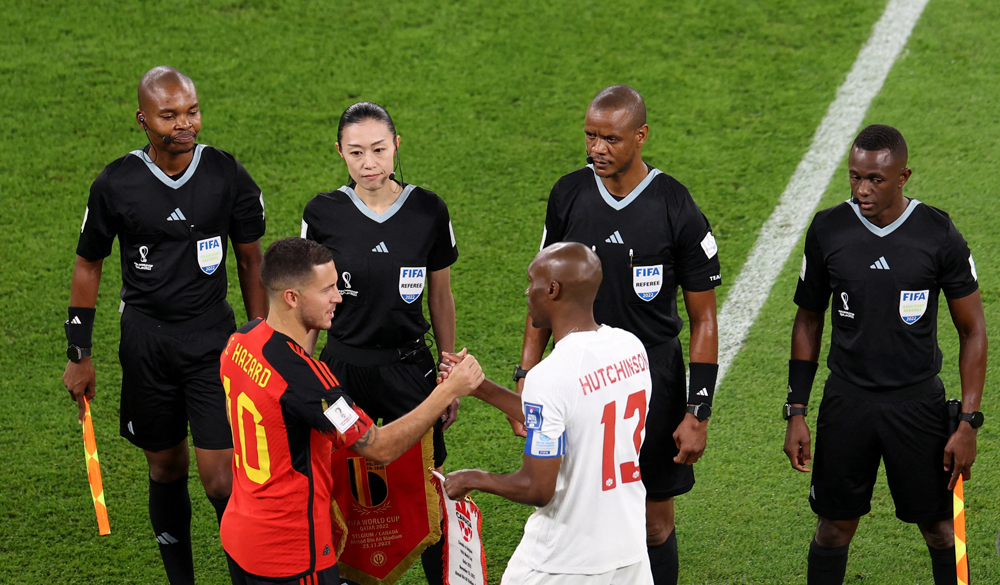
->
xmin=444 ymin=242 xmax=654 ymax=584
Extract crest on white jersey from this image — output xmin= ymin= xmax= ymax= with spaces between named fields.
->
xmin=196 ymin=236 xmax=224 ymax=275
xmin=899 ymin=290 xmax=929 ymax=325
xmin=399 ymin=267 xmax=426 ymax=304
xmin=633 ymin=264 xmax=663 ymax=302
xmin=524 ymin=402 xmax=543 ymax=430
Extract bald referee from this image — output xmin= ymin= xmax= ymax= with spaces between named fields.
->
xmin=62 ymin=66 xmax=267 ymax=584
xmin=518 ymin=85 xmax=721 ymax=585
xmin=784 ymin=124 xmax=986 ymax=584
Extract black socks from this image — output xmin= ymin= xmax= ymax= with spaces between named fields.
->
xmin=928 ymin=544 xmax=961 ymax=585
xmin=808 ymin=540 xmax=849 ymax=585
xmin=421 ymin=529 xmax=445 ymax=585
xmin=648 ymin=529 xmax=679 ymax=585
xmin=149 ymin=475 xmax=194 ymax=585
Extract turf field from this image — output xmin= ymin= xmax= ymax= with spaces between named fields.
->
xmin=2 ymin=0 xmax=998 ymax=582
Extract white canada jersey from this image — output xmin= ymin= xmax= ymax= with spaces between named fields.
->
xmin=515 ymin=325 xmax=652 ymax=574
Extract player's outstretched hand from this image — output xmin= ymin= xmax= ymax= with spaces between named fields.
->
xmin=944 ymin=424 xmax=978 ymax=490
xmin=444 ymin=468 xmax=482 ymax=500
xmin=436 ymin=348 xmax=467 ymax=384
xmin=784 ymin=416 xmax=812 ymax=472
xmin=439 ymin=353 xmax=484 ymax=398
xmin=63 ymin=359 xmax=96 ymax=424
xmin=672 ymin=412 xmax=708 ymax=465
xmin=441 ymin=399 xmax=461 ymax=431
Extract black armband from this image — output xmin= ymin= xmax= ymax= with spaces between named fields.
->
xmin=687 ymin=362 xmax=719 ymax=406
xmin=65 ymin=307 xmax=96 ymax=348
xmin=787 ymin=359 xmax=819 ymax=406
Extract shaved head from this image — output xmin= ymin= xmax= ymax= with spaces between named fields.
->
xmin=531 ymin=242 xmax=602 ymax=304
xmin=589 ymin=85 xmax=646 ymax=130
xmin=138 ymin=66 xmax=195 ymax=110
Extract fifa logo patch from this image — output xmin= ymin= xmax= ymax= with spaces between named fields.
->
xmin=633 ymin=264 xmax=662 ymax=302
xmin=196 ymin=236 xmax=223 ymax=275
xmin=524 ymin=402 xmax=543 ymax=431
xmin=341 ymin=271 xmax=358 ymax=297
xmin=134 ymin=245 xmax=154 ymax=271
xmin=899 ymin=290 xmax=929 ymax=325
xmin=398 ymin=267 xmax=425 ymax=304
xmin=837 ymin=292 xmax=854 ymax=319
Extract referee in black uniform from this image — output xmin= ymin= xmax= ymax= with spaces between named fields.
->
xmin=301 ymin=102 xmax=458 ymax=584
xmin=783 ymin=124 xmax=986 ymax=585
xmin=61 ymin=66 xmax=268 ymax=585
xmin=518 ymin=85 xmax=721 ymax=585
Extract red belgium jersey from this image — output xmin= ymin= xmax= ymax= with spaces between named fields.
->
xmin=219 ymin=319 xmax=373 ymax=580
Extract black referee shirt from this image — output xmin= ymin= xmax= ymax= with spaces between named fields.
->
xmin=795 ymin=199 xmax=979 ymax=389
xmin=542 ymin=165 xmax=722 ymax=347
xmin=301 ymin=183 xmax=458 ymax=349
xmin=77 ymin=145 xmax=266 ymax=322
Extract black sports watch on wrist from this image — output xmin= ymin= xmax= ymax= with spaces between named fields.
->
xmin=67 ymin=345 xmax=92 ymax=363
xmin=783 ymin=403 xmax=807 ymax=420
xmin=959 ymin=411 xmax=985 ymax=429
xmin=686 ymin=403 xmax=711 ymax=422
xmin=513 ymin=365 xmax=529 ymax=382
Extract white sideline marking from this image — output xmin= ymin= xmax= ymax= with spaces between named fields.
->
xmin=715 ymin=0 xmax=931 ymax=386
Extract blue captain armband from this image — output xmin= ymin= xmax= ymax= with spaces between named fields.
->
xmin=525 ymin=429 xmax=565 ymax=458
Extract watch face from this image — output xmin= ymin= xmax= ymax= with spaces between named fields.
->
xmin=971 ymin=412 xmax=985 ymax=428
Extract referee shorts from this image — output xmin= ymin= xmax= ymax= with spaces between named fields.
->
xmin=118 ymin=303 xmax=236 ymax=452
xmin=637 ymin=337 xmax=695 ymax=499
xmin=320 ymin=338 xmax=446 ymax=467
xmin=810 ymin=373 xmax=952 ymax=524
xmin=501 ymin=549 xmax=653 ymax=585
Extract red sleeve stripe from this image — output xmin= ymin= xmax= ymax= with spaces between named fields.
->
xmin=286 ymin=342 xmax=339 ymax=389
xmin=317 ymin=360 xmax=340 ymax=387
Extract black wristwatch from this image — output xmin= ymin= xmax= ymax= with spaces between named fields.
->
xmin=959 ymin=411 xmax=985 ymax=429
xmin=67 ymin=345 xmax=92 ymax=363
xmin=783 ymin=403 xmax=807 ymax=420
xmin=512 ymin=365 xmax=529 ymax=382
xmin=686 ymin=403 xmax=711 ymax=422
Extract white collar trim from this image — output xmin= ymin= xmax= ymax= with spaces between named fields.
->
xmin=591 ymin=165 xmax=662 ymax=210
xmin=848 ymin=198 xmax=921 ymax=237
xmin=340 ymin=184 xmax=415 ymax=224
xmin=129 ymin=144 xmax=204 ymax=190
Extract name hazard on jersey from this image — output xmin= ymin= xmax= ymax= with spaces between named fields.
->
xmin=225 ymin=339 xmax=273 ymax=387
xmin=579 ymin=351 xmax=649 ymax=396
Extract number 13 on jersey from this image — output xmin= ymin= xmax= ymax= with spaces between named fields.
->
xmin=600 ymin=390 xmax=647 ymax=491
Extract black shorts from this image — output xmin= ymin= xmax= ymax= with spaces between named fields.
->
xmin=118 ymin=303 xmax=236 ymax=452
xmin=638 ymin=337 xmax=695 ymax=499
xmin=320 ymin=338 xmax=446 ymax=468
xmin=810 ymin=373 xmax=952 ymax=523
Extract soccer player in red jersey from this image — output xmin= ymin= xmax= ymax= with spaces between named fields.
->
xmin=219 ymin=238 xmax=483 ymax=584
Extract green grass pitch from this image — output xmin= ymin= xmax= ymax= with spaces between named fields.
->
xmin=2 ymin=0 xmax=999 ymax=582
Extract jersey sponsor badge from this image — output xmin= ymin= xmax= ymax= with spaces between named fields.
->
xmin=196 ymin=236 xmax=223 ymax=275
xmin=324 ymin=397 xmax=360 ymax=433
xmin=899 ymin=290 xmax=929 ymax=325
xmin=525 ymin=429 xmax=564 ymax=458
xmin=701 ymin=232 xmax=718 ymax=259
xmin=134 ymin=245 xmax=154 ymax=271
xmin=398 ymin=267 xmax=425 ymax=304
xmin=524 ymin=402 xmax=543 ymax=431
xmin=633 ymin=265 xmax=662 ymax=302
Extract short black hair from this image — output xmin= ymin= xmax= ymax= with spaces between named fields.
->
xmin=853 ymin=124 xmax=908 ymax=162
xmin=260 ymin=238 xmax=334 ymax=294
xmin=337 ymin=102 xmax=397 ymax=143
xmin=589 ymin=85 xmax=647 ymax=129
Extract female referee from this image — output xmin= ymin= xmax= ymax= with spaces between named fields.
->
xmin=300 ymin=102 xmax=458 ymax=585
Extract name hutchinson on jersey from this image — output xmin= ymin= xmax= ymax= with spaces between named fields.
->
xmin=578 ymin=351 xmax=649 ymax=396
xmin=225 ymin=339 xmax=273 ymax=387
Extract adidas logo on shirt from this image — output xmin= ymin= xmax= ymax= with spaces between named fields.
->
xmin=869 ymin=256 xmax=890 ymax=270
xmin=166 ymin=208 xmax=187 ymax=221
xmin=696 ymin=388 xmax=709 ymax=397
xmin=372 ymin=242 xmax=389 ymax=253
xmin=605 ymin=230 xmax=624 ymax=244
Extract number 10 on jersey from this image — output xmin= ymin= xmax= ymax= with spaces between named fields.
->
xmin=600 ymin=390 xmax=647 ymax=491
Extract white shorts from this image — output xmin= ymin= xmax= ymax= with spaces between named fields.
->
xmin=501 ymin=553 xmax=653 ymax=585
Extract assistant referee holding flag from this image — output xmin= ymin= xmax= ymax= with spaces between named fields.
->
xmin=783 ymin=124 xmax=987 ymax=584
xmin=62 ymin=66 xmax=268 ymax=584
xmin=519 ymin=85 xmax=721 ymax=585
